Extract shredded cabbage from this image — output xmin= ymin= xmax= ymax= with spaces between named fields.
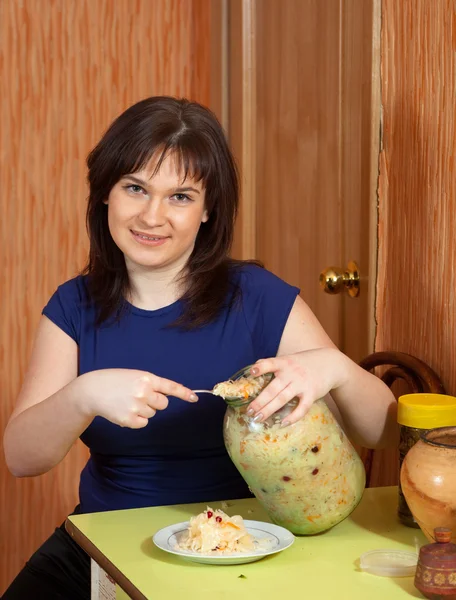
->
xmin=213 ymin=375 xmax=267 ymax=400
xmin=176 ymin=507 xmax=256 ymax=554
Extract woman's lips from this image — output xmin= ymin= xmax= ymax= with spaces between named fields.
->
xmin=130 ymin=230 xmax=169 ymax=246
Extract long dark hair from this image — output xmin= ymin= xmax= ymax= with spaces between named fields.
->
xmin=82 ymin=96 xmax=257 ymax=327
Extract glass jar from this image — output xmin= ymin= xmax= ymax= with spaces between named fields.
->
xmin=222 ymin=368 xmax=366 ymax=535
xmin=397 ymin=394 xmax=456 ymax=528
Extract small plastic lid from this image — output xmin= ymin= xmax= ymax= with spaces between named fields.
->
xmin=397 ymin=394 xmax=456 ymax=428
xmin=359 ymin=549 xmax=418 ymax=577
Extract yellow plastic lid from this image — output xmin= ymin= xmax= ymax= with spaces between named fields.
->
xmin=397 ymin=393 xmax=456 ymax=428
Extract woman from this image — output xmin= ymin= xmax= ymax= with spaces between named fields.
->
xmin=3 ymin=96 xmax=397 ymax=598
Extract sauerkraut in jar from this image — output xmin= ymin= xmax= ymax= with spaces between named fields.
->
xmin=219 ymin=368 xmax=366 ymax=535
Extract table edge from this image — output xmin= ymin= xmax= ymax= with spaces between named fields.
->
xmin=65 ymin=517 xmax=146 ymax=600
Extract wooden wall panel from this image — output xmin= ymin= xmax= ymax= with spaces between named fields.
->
xmin=374 ymin=0 xmax=456 ymax=486
xmin=0 ymin=0 xmax=211 ymax=592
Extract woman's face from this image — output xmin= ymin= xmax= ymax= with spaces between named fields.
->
xmin=105 ymin=152 xmax=208 ymax=274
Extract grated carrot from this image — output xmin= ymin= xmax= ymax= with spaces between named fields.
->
xmin=306 ymin=515 xmax=321 ymax=523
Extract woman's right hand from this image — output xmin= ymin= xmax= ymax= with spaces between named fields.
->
xmin=77 ymin=368 xmax=198 ymax=429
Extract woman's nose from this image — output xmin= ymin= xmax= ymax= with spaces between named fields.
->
xmin=138 ymin=198 xmax=167 ymax=227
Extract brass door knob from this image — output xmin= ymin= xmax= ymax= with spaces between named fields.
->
xmin=319 ymin=261 xmax=360 ymax=298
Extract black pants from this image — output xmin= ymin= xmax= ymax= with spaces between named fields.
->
xmin=3 ymin=516 xmax=90 ymax=600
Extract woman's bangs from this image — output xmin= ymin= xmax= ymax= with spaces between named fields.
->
xmin=130 ymin=135 xmax=216 ymax=189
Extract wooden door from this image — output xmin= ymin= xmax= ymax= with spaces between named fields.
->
xmin=211 ymin=0 xmax=382 ymax=485
xmin=218 ymin=0 xmax=381 ymax=364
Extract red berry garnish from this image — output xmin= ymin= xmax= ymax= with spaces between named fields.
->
xmin=282 ymin=476 xmax=291 ymax=482
xmin=216 ymin=516 xmax=222 ymax=523
xmin=312 ymin=468 xmax=319 ymax=475
xmin=207 ymin=511 xmax=213 ymax=518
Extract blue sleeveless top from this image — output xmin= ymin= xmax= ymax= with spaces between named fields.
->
xmin=42 ymin=265 xmax=299 ymax=513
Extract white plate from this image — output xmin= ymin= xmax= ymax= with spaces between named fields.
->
xmin=152 ymin=519 xmax=295 ymax=565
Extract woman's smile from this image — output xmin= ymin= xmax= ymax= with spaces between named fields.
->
xmin=130 ymin=230 xmax=170 ymax=247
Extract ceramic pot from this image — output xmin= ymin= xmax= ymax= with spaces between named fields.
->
xmin=415 ymin=528 xmax=456 ymax=600
xmin=401 ymin=427 xmax=456 ymax=543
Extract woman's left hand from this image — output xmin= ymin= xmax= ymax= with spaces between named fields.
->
xmin=247 ymin=348 xmax=347 ymax=426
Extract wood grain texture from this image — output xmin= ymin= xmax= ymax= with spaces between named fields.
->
xmin=0 ymin=0 xmax=211 ymax=592
xmin=341 ymin=0 xmax=381 ymax=362
xmin=373 ymin=0 xmax=456 ymax=486
xmin=250 ymin=0 xmax=344 ymax=345
xmin=229 ymin=0 xmax=257 ymax=261
xmin=209 ymin=0 xmax=229 ymax=127
xmin=236 ymin=0 xmax=377 ymax=357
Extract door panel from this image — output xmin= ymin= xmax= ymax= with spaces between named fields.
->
xmin=227 ymin=0 xmax=380 ymax=362
xmin=254 ymin=0 xmax=343 ymax=348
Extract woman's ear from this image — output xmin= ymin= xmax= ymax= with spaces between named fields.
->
xmin=201 ymin=209 xmax=209 ymax=223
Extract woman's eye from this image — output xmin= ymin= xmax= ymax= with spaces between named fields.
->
xmin=171 ymin=193 xmax=191 ymax=203
xmin=123 ymin=184 xmax=146 ymax=195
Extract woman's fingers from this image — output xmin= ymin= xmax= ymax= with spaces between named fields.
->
xmin=280 ymin=398 xmax=314 ymax=426
xmin=251 ymin=384 xmax=296 ymax=422
xmin=145 ymin=392 xmax=169 ymax=412
xmin=127 ymin=415 xmax=150 ymax=429
xmin=250 ymin=358 xmax=281 ymax=378
xmin=133 ymin=375 xmax=197 ymax=404
xmin=153 ymin=376 xmax=198 ymax=402
xmin=248 ymin=356 xmax=317 ymax=424
xmin=248 ymin=377 xmax=288 ymax=415
xmin=136 ymin=404 xmax=157 ymax=419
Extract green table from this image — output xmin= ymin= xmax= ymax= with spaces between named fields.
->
xmin=66 ymin=486 xmax=425 ymax=600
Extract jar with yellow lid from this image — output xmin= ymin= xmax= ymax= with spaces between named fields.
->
xmin=398 ymin=393 xmax=456 ymax=527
